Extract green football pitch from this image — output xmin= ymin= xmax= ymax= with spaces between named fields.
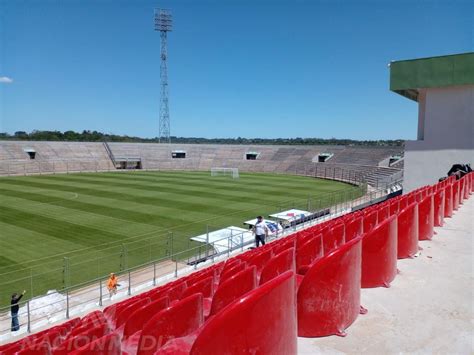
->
xmin=0 ymin=170 xmax=363 ymax=306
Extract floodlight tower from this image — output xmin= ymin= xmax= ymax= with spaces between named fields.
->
xmin=154 ymin=9 xmax=172 ymax=143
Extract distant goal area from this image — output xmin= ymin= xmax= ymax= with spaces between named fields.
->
xmin=210 ymin=167 xmax=239 ymax=178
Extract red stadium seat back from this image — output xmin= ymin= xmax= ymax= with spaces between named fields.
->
xmin=210 ymin=266 xmax=257 ymax=317
xmin=345 ymin=216 xmax=363 ymax=242
xmin=61 ymin=317 xmax=81 ymax=333
xmin=363 ymin=209 xmax=378 ymax=233
xmin=397 ymin=202 xmax=419 ymax=259
xmin=399 ymin=196 xmax=409 ymax=210
xmin=69 ymin=333 xmax=121 ymax=355
xmin=166 ymin=281 xmax=187 ymax=301
xmin=444 ymin=183 xmax=454 ymax=218
xmin=418 ymin=194 xmax=434 ymax=241
xmin=122 ymin=296 xmax=170 ymax=340
xmin=44 ymin=328 xmax=64 ymax=348
xmin=297 ymin=236 xmax=363 ymax=337
xmin=361 ymin=214 xmax=398 ymax=288
xmin=221 ymin=258 xmax=241 ymax=275
xmin=53 ymin=323 xmax=110 ymax=355
xmin=296 ymin=231 xmax=313 ymax=248
xmin=187 ymin=268 xmax=217 ymax=286
xmin=433 ymin=187 xmax=445 ymax=227
xmin=136 ymin=294 xmax=204 ymax=355
xmin=323 ymin=223 xmax=345 ymax=254
xmin=190 ymin=271 xmax=297 ymax=355
xmin=149 ymin=285 xmax=172 ymax=302
xmin=272 ymin=237 xmax=296 ymax=255
xmin=218 ymin=262 xmax=246 ymax=285
xmin=16 ymin=341 xmax=51 ymax=355
xmin=115 ymin=297 xmax=151 ymax=329
xmin=390 ymin=199 xmax=400 ymax=216
xmin=181 ymin=276 xmax=214 ymax=299
xmin=377 ymin=204 xmax=390 ymax=223
xmin=2 ymin=342 xmax=24 ymax=354
xmin=296 ymin=235 xmax=323 ymax=273
xmin=79 ymin=310 xmax=106 ymax=329
xmin=68 ymin=318 xmax=107 ymax=341
xmin=247 ymin=249 xmax=273 ymax=275
xmin=259 ymin=247 xmax=295 ymax=286
xmin=415 ymin=190 xmax=424 ymax=203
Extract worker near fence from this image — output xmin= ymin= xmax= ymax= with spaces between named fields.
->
xmin=253 ymin=216 xmax=269 ymax=247
xmin=107 ymin=273 xmax=119 ymax=299
xmin=11 ymin=290 xmax=26 ymax=331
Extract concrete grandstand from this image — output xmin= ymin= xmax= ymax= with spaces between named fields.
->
xmin=0 ymin=141 xmax=403 ymax=188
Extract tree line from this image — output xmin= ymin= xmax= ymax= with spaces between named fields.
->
xmin=0 ymin=130 xmax=404 ymax=147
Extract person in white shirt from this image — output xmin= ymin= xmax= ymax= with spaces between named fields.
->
xmin=253 ymin=216 xmax=269 ymax=247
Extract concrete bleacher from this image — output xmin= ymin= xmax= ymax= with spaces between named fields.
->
xmin=0 ymin=141 xmax=114 ymax=175
xmin=0 ymin=141 xmax=403 ymax=186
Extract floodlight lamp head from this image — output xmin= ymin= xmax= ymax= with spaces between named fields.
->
xmin=154 ymin=9 xmax=173 ymax=32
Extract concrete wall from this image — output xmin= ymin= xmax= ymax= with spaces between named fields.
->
xmin=404 ymin=85 xmax=474 ymax=192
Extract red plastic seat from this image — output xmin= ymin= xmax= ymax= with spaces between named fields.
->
xmin=247 ymin=249 xmax=273 ymax=275
xmin=452 ymin=180 xmax=460 ymax=211
xmin=361 ymin=215 xmax=398 ymax=288
xmin=190 ymin=271 xmax=296 ymax=355
xmin=345 ymin=216 xmax=363 ymax=242
xmin=183 ymin=276 xmax=214 ymax=298
xmin=220 ymin=258 xmax=241 ymax=274
xmin=363 ymin=209 xmax=378 ymax=233
xmin=186 ymin=268 xmax=218 ymax=286
xmin=127 ymin=294 xmax=204 ymax=355
xmin=207 ymin=266 xmax=257 ymax=318
xmin=444 ymin=183 xmax=454 ymax=218
xmin=418 ymin=194 xmax=434 ymax=241
xmin=69 ymin=333 xmax=121 ymax=355
xmin=397 ymin=202 xmax=419 ymax=259
xmin=114 ymin=297 xmax=151 ymax=329
xmin=157 ymin=271 xmax=297 ymax=355
xmin=259 ymin=247 xmax=295 ymax=285
xmin=462 ymin=176 xmax=470 ymax=200
xmin=166 ymin=281 xmax=187 ymax=301
xmin=122 ymin=296 xmax=170 ymax=340
xmin=80 ymin=310 xmax=106 ymax=329
xmin=433 ymin=187 xmax=445 ymax=227
xmin=16 ymin=342 xmax=51 ymax=355
xmin=297 ymin=236 xmax=364 ymax=337
xmin=53 ymin=323 xmax=110 ymax=355
xmin=398 ymin=196 xmax=408 ymax=210
xmin=377 ymin=204 xmax=390 ymax=222
xmin=296 ymin=235 xmax=323 ymax=274
xmin=218 ymin=262 xmax=246 ymax=285
xmin=323 ymin=223 xmax=345 ymax=254
xmin=272 ymin=237 xmax=296 ymax=255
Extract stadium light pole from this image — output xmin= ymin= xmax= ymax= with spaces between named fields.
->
xmin=154 ymin=9 xmax=172 ymax=143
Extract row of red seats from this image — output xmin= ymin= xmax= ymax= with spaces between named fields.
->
xmin=1 ymin=172 xmax=471 ymax=354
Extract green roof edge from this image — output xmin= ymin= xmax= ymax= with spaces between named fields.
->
xmin=390 ymin=52 xmax=474 ymax=101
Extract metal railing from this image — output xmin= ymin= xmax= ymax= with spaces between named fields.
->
xmin=0 ymin=173 xmax=402 ymax=341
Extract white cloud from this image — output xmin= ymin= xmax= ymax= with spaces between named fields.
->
xmin=0 ymin=77 xmax=13 ymax=84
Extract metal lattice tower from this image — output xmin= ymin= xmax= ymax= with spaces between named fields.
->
xmin=154 ymin=9 xmax=172 ymax=143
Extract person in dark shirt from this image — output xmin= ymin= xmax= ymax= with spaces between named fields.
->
xmin=11 ymin=290 xmax=26 ymax=331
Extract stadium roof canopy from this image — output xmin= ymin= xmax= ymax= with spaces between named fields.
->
xmin=390 ymin=52 xmax=474 ymax=102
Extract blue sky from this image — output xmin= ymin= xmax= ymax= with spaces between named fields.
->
xmin=0 ymin=0 xmax=472 ymax=140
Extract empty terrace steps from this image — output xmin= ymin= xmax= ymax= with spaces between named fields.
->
xmin=0 ymin=141 xmax=403 ymax=184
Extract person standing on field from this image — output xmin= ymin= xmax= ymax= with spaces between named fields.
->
xmin=253 ymin=216 xmax=269 ymax=247
xmin=11 ymin=290 xmax=26 ymax=331
xmin=107 ymin=273 xmax=119 ymax=299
